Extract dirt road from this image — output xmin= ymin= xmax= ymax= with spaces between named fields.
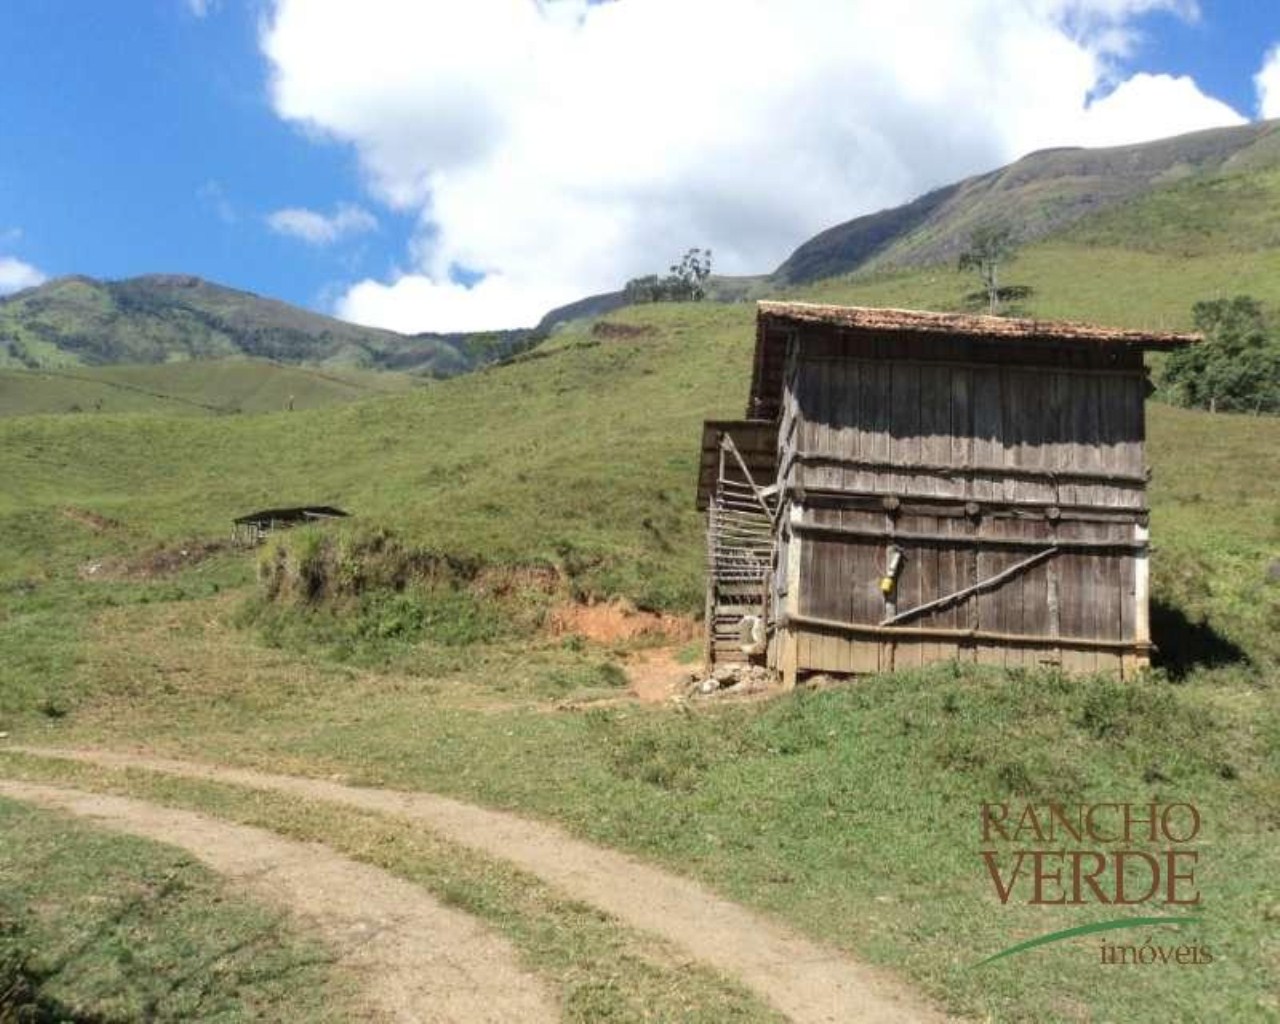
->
xmin=0 ymin=778 xmax=557 ymax=1024
xmin=8 ymin=746 xmax=950 ymax=1024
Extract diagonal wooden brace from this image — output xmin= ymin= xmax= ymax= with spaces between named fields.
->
xmin=880 ymin=546 xmax=1060 ymax=627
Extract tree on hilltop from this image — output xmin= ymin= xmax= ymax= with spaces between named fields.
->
xmin=624 ymin=247 xmax=713 ymax=304
xmin=668 ymin=247 xmax=713 ymax=301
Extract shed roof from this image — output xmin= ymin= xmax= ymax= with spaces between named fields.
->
xmin=233 ymin=506 xmax=349 ymax=526
xmin=748 ymin=302 xmax=1199 ymax=419
xmin=695 ymin=419 xmax=778 ymax=511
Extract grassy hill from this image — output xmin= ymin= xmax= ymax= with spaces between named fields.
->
xmin=0 ymin=360 xmax=422 ymax=418
xmin=0 ymin=304 xmax=741 ymax=606
xmin=0 ymin=273 xmax=533 ymax=375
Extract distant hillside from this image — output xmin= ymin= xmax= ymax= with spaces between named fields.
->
xmin=772 ymin=182 xmax=962 ymax=286
xmin=0 ymin=274 xmax=534 ymax=375
xmin=0 ymin=360 xmax=423 ymax=418
xmin=787 ymin=126 xmax=1280 ymax=329
xmin=538 ymin=276 xmax=771 ymax=331
xmin=537 ymin=290 xmax=630 ymax=332
xmin=774 ymin=120 xmax=1280 ymax=284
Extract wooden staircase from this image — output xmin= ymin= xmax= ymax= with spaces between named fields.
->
xmin=705 ymin=438 xmax=776 ymax=666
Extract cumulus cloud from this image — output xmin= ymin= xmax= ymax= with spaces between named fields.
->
xmin=340 ymin=271 xmax=572 ymax=335
xmin=1257 ymin=44 xmax=1280 ymax=118
xmin=0 ymin=257 xmax=47 ymax=295
xmin=1073 ymin=72 xmax=1244 ymax=147
xmin=266 ymin=203 xmax=378 ymax=245
xmin=262 ymin=0 xmax=1242 ymax=332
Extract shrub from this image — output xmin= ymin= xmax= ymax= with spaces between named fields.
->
xmin=1162 ymin=296 xmax=1280 ymax=414
xmin=245 ymin=525 xmax=550 ymax=665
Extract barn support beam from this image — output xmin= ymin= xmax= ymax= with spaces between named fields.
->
xmin=779 ymin=503 xmax=803 ymax=691
xmin=784 ymin=486 xmax=1148 ymax=523
xmin=795 ymin=351 xmax=1149 ymax=379
xmin=793 ymin=522 xmax=1143 ymax=553
xmin=791 ymin=452 xmax=1149 ymax=487
xmin=780 ymin=612 xmax=1152 ymax=654
xmin=1128 ymin=521 xmax=1152 ymax=677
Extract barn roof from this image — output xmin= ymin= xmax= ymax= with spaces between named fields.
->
xmin=748 ymin=302 xmax=1199 ymax=419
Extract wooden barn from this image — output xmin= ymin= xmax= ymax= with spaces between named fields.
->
xmin=696 ymin=302 xmax=1198 ymax=686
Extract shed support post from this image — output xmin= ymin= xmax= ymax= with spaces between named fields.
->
xmin=779 ymin=502 xmax=803 ymax=690
xmin=1128 ymin=521 xmax=1151 ymax=678
xmin=1046 ymin=521 xmax=1062 ymax=667
xmin=703 ymin=441 xmax=726 ymax=670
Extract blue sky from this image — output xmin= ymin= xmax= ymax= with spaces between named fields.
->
xmin=1 ymin=3 xmax=413 ymax=304
xmin=1129 ymin=0 xmax=1276 ymax=114
xmin=2 ymin=1 xmax=1278 ymax=331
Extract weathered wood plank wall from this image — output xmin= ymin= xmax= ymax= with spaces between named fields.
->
xmin=768 ymin=324 xmax=1150 ymax=679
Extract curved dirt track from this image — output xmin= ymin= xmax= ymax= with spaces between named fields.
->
xmin=10 ymin=746 xmax=949 ymax=1024
xmin=0 ymin=779 xmax=557 ymax=1024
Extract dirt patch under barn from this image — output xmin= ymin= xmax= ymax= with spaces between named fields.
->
xmin=547 ymin=598 xmax=697 ymax=645
xmin=624 ymin=646 xmax=697 ymax=703
xmin=547 ymin=602 xmax=706 ymax=704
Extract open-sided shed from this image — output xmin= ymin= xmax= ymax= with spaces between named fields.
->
xmin=698 ymin=301 xmax=1198 ymax=685
xmin=232 ymin=505 xmax=349 ymax=545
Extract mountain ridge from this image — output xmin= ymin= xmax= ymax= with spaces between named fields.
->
xmin=775 ymin=119 xmax=1280 ymax=284
xmin=0 ymin=273 xmax=533 ymax=375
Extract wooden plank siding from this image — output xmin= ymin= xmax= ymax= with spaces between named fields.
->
xmin=766 ymin=323 xmax=1153 ymax=681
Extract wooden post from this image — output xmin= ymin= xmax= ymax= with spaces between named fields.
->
xmin=779 ymin=503 xmax=803 ymax=690
xmin=1046 ymin=521 xmax=1062 ymax=668
xmin=965 ymin=508 xmax=980 ymax=662
xmin=703 ymin=442 xmax=725 ymax=670
xmin=1129 ymin=520 xmax=1151 ymax=676
xmin=882 ymin=506 xmax=898 ymax=671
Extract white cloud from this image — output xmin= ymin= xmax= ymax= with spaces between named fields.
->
xmin=0 ymin=257 xmax=47 ymax=296
xmin=339 ymin=272 xmax=577 ymax=334
xmin=1072 ymin=72 xmax=1245 ymax=148
xmin=267 ymin=203 xmax=378 ymax=245
xmin=1257 ymin=44 xmax=1280 ymax=118
xmin=185 ymin=0 xmax=219 ymax=18
xmin=262 ymin=0 xmax=1242 ymax=332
